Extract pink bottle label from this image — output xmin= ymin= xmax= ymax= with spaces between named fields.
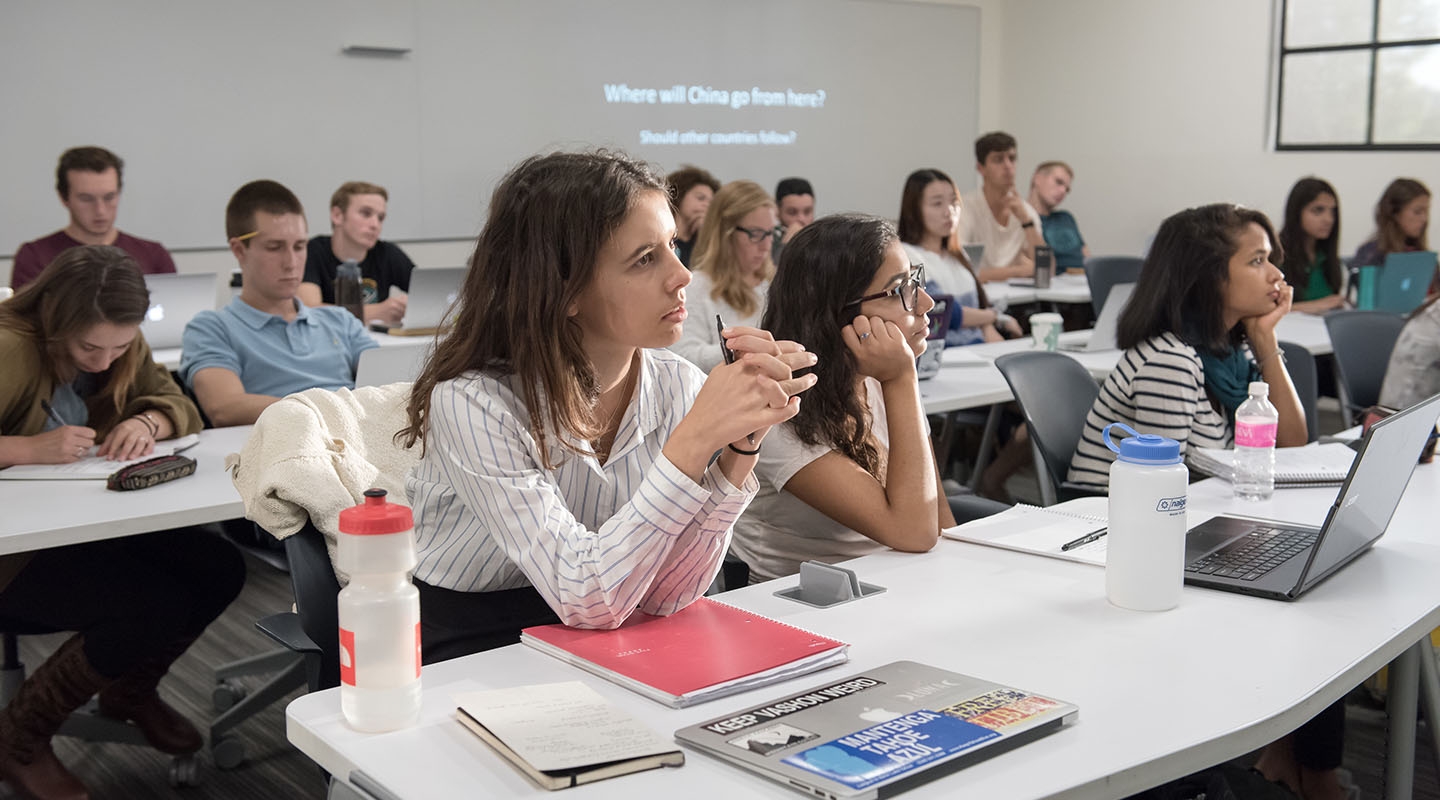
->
xmin=1235 ymin=420 xmax=1277 ymax=448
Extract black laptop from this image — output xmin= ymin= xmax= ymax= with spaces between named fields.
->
xmin=1182 ymin=393 xmax=1440 ymax=601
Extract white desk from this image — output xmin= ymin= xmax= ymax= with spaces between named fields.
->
xmin=287 ymin=463 xmax=1440 ymax=800
xmin=0 ymin=425 xmax=251 ymax=555
xmin=983 ymin=273 xmax=1092 ymax=309
xmin=151 ymin=330 xmax=432 ymax=372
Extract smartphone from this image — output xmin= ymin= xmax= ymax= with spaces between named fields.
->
xmin=717 ymin=315 xmax=735 ymax=364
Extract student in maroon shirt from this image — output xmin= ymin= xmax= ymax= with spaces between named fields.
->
xmin=9 ymin=146 xmax=176 ymax=290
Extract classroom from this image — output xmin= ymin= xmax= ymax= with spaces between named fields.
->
xmin=2 ymin=1 xmax=1439 ymax=798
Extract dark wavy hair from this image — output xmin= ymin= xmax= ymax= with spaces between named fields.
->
xmin=400 ymin=150 xmax=667 ymax=466
xmin=1278 ymin=177 xmax=1341 ymax=294
xmin=1371 ymin=178 xmax=1430 ymax=255
xmin=762 ymin=214 xmax=896 ymax=478
xmin=1118 ymin=204 xmax=1283 ymax=355
xmin=897 ymin=168 xmax=987 ymax=308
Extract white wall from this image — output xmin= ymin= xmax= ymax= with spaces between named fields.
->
xmin=994 ymin=0 xmax=1439 ymax=257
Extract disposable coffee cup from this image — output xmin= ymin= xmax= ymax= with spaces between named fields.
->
xmin=1029 ymin=312 xmax=1063 ymax=352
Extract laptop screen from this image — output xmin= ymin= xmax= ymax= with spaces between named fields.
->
xmin=1299 ymin=393 xmax=1440 ymax=593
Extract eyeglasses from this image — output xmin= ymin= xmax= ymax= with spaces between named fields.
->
xmin=846 ymin=265 xmax=926 ymax=312
xmin=733 ymin=225 xmax=776 ymax=243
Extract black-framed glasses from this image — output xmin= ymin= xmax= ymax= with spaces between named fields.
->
xmin=733 ymin=225 xmax=776 ymax=243
xmin=846 ymin=265 xmax=926 ymax=312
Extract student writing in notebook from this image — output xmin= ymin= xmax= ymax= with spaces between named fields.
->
xmin=729 ymin=214 xmax=956 ymax=582
xmin=1064 ymin=206 xmax=1347 ymax=800
xmin=0 ymin=247 xmax=243 ymax=799
xmin=399 ymin=151 xmax=815 ymax=660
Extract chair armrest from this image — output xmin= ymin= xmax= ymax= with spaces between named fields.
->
xmin=256 ymin=611 xmax=321 ymax=656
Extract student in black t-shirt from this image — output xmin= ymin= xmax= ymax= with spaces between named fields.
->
xmin=298 ymin=181 xmax=417 ymax=327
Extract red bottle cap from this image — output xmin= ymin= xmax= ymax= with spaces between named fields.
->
xmin=338 ymin=488 xmax=413 ymax=535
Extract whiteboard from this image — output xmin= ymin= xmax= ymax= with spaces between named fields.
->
xmin=0 ymin=0 xmax=979 ymax=253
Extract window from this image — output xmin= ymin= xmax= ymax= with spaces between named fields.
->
xmin=1276 ymin=0 xmax=1440 ymax=150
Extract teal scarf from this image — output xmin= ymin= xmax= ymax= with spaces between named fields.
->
xmin=1197 ymin=346 xmax=1259 ymax=423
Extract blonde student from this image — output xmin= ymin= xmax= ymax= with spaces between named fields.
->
xmin=400 ymin=151 xmax=814 ymax=660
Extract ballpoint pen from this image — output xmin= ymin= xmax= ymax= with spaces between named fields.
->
xmin=1060 ymin=528 xmax=1108 ymax=552
xmin=39 ymin=399 xmax=68 ymax=428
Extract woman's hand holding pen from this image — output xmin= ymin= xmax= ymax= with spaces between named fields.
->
xmin=26 ymin=425 xmax=97 ymax=464
xmin=706 ymin=325 xmax=817 ymax=449
xmin=96 ymin=416 xmax=157 ymax=462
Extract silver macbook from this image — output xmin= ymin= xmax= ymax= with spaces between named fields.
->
xmin=141 ymin=273 xmax=219 ymax=349
xmin=676 ymin=660 xmax=1077 ymax=799
xmin=355 ymin=345 xmax=428 ymax=388
xmin=1060 ymin=281 xmax=1133 ymax=353
xmin=391 ymin=266 xmax=466 ymax=331
xmin=1183 ymin=392 xmax=1440 ymax=601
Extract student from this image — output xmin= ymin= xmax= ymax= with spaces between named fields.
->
xmin=1278 ymin=177 xmax=1346 ymax=314
xmin=298 ymin=181 xmax=417 ymax=327
xmin=1378 ymin=294 xmax=1440 ymax=411
xmin=958 ymin=131 xmax=1046 ymax=282
xmin=0 ymin=247 xmax=243 ymax=800
xmin=897 ymin=169 xmax=1018 ymax=346
xmin=665 ymin=165 xmax=720 ymax=267
xmin=1027 ymin=161 xmax=1089 ymax=272
xmin=730 ymin=214 xmax=951 ymax=582
xmin=672 ymin=180 xmax=776 ymax=370
xmin=11 ymin=147 xmax=176 ymax=290
xmin=772 ymin=176 xmax=816 ymax=262
xmin=1068 ymin=204 xmax=1308 ymax=489
xmin=1352 ymin=178 xmax=1431 ymax=269
xmin=180 ymin=180 xmax=377 ymax=427
xmin=398 ymin=151 xmax=814 ymax=660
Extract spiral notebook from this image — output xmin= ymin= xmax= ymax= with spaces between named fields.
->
xmin=520 ymin=598 xmax=849 ymax=708
xmin=942 ymin=499 xmax=1109 ymax=566
xmin=1186 ymin=443 xmax=1355 ymax=487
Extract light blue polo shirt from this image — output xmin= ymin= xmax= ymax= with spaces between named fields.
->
xmin=180 ymin=296 xmax=378 ymax=397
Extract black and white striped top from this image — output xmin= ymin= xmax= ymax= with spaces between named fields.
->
xmin=1067 ymin=332 xmax=1233 ymax=490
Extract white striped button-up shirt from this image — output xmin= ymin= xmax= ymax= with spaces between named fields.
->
xmin=407 ymin=348 xmax=756 ymax=629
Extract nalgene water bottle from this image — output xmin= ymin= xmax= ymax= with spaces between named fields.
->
xmin=1103 ymin=423 xmax=1188 ymax=611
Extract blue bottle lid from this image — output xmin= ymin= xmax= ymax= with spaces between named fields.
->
xmin=1102 ymin=423 xmax=1181 ymax=465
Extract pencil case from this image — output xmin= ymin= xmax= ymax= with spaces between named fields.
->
xmin=106 ymin=455 xmax=197 ymax=491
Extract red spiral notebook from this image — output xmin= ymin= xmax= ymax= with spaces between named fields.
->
xmin=520 ymin=598 xmax=849 ymax=708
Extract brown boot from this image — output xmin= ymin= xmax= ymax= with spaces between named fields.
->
xmin=96 ymin=637 xmax=202 ymax=756
xmin=0 ymin=634 xmax=105 ymax=800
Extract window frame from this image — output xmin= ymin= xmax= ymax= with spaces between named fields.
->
xmin=1275 ymin=0 xmax=1440 ymax=151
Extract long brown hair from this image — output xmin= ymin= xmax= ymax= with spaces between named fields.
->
xmin=0 ymin=245 xmax=150 ymax=415
xmin=399 ymin=150 xmax=667 ymax=467
xmin=1278 ymin=176 xmax=1341 ymax=294
xmin=690 ymin=180 xmax=775 ymax=317
xmin=1371 ymin=178 xmax=1430 ymax=255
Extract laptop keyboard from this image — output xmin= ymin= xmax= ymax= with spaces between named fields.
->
xmin=1186 ymin=526 xmax=1318 ymax=582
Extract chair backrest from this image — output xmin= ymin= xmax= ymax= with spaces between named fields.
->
xmin=994 ymin=351 xmax=1101 ymax=502
xmin=1084 ymin=256 xmax=1144 ymax=317
xmin=1277 ymin=340 xmax=1318 ymax=443
xmin=283 ymin=522 xmax=343 ymax=692
xmin=1323 ymin=310 xmax=1407 ymax=420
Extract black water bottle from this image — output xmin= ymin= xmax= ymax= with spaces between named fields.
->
xmin=334 ymin=259 xmax=364 ymax=320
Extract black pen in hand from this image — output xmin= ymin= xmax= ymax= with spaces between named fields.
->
xmin=716 ymin=315 xmax=757 ymax=446
xmin=39 ymin=399 xmax=69 ymax=429
xmin=1060 ymin=528 xmax=1107 ymax=552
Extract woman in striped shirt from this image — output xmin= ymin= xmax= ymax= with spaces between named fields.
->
xmin=399 ymin=151 xmax=815 ymax=661
xmin=1067 ymin=204 xmax=1308 ymax=490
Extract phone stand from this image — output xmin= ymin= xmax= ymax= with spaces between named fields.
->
xmin=774 ymin=561 xmax=886 ymax=608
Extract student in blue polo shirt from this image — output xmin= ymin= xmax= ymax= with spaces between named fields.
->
xmin=180 ymin=180 xmax=376 ymax=426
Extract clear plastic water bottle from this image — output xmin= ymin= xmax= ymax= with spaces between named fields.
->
xmin=1103 ymin=423 xmax=1188 ymax=611
xmin=1233 ymin=381 xmax=1278 ymax=501
xmin=337 ymin=489 xmax=422 ymax=732
xmin=334 ymin=259 xmax=364 ymax=320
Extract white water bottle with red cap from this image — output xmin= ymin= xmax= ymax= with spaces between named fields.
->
xmin=337 ymin=488 xmax=422 ymax=732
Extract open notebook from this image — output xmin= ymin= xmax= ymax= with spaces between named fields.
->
xmin=1187 ymin=442 xmax=1355 ymax=487
xmin=0 ymin=434 xmax=200 ymax=480
xmin=942 ymin=501 xmax=1109 ymax=567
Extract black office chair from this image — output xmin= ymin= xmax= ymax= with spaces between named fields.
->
xmin=254 ymin=522 xmax=342 ymax=695
xmin=1276 ymin=341 xmax=1319 ymax=443
xmin=1083 ymin=256 xmax=1143 ymax=317
xmin=994 ymin=351 xmax=1105 ymax=506
xmin=1323 ymin=310 xmax=1407 ymax=423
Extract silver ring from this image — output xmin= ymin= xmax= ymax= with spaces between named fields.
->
xmin=858 ymin=332 xmax=871 ymax=341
